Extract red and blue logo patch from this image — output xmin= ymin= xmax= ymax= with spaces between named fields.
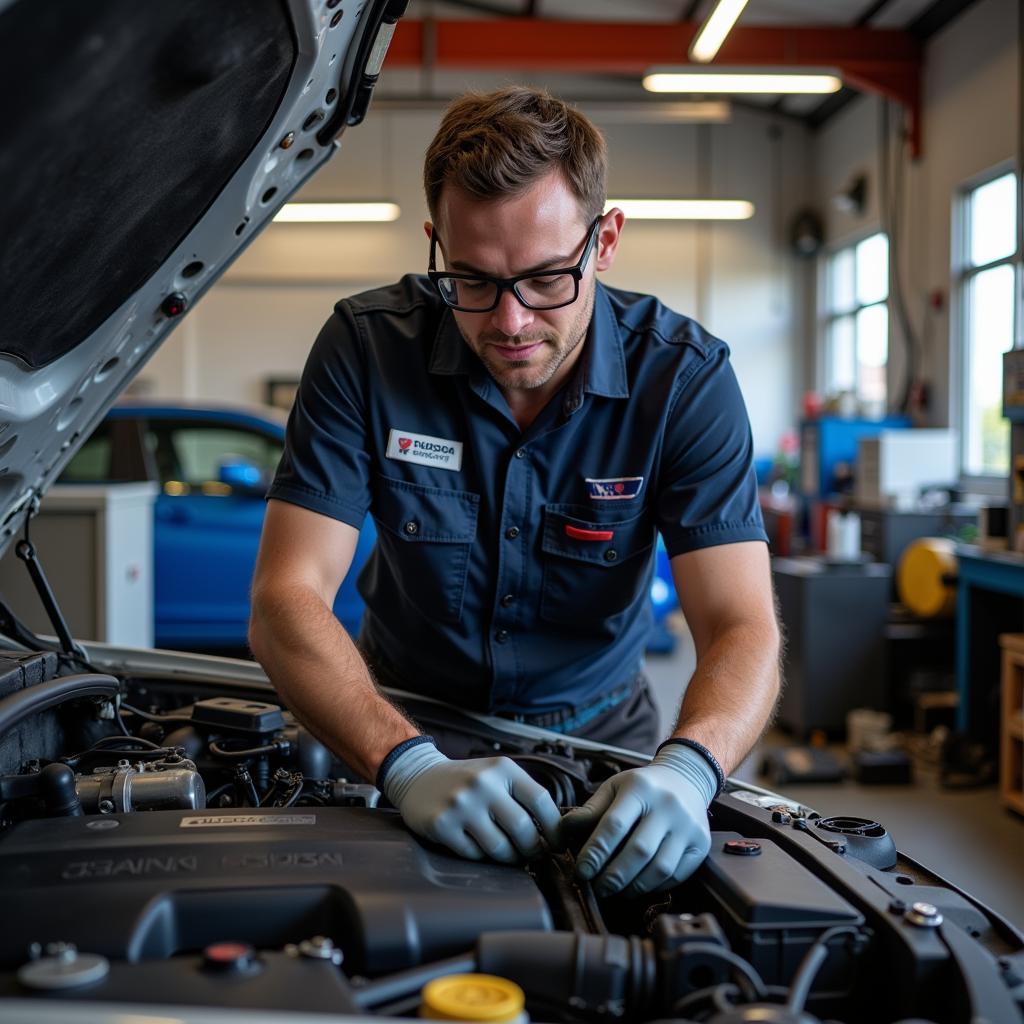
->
xmin=585 ymin=476 xmax=644 ymax=500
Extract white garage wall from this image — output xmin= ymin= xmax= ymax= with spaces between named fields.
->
xmin=142 ymin=103 xmax=813 ymax=458
xmin=810 ymin=0 xmax=1020 ymax=426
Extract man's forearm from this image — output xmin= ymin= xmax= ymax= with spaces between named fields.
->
xmin=248 ymin=583 xmax=419 ymax=782
xmin=670 ymin=619 xmax=781 ymax=776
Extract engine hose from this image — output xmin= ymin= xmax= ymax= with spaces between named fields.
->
xmin=119 ymin=702 xmax=192 ymax=726
xmin=114 ymin=699 xmax=132 ymax=736
xmin=475 ymin=930 xmax=657 ymax=1020
xmin=352 ymin=954 xmax=477 ymax=1009
xmin=673 ymin=982 xmax=742 ymax=1017
xmin=0 ymin=674 xmax=120 ymax=738
xmin=786 ymin=925 xmax=862 ymax=1013
xmin=90 ymin=735 xmax=162 ymax=751
xmin=0 ymin=763 xmax=83 ymax=817
xmin=234 ymin=767 xmax=260 ymax=807
xmin=209 ymin=740 xmax=285 ymax=760
xmin=205 ymin=782 xmax=235 ymax=806
xmin=63 ymin=746 xmax=180 ymax=771
xmin=260 ymin=771 xmax=304 ymax=807
xmin=39 ymin=763 xmax=83 ymax=817
xmin=678 ymin=942 xmax=767 ymax=1002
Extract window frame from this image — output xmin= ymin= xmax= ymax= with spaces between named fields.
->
xmin=818 ymin=229 xmax=891 ymax=405
xmin=953 ymin=160 xmax=1021 ymax=489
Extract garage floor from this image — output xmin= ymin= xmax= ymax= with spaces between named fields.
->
xmin=645 ymin=634 xmax=1024 ymax=932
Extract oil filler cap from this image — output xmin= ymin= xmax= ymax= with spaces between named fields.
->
xmin=723 ymin=839 xmax=762 ymax=856
xmin=420 ymin=973 xmax=526 ymax=1021
xmin=203 ymin=941 xmax=256 ymax=971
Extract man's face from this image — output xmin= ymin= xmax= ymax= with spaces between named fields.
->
xmin=430 ymin=172 xmax=618 ymax=396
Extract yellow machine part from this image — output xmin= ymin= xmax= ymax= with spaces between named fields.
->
xmin=897 ymin=537 xmax=958 ymax=618
xmin=420 ymin=974 xmax=526 ymax=1021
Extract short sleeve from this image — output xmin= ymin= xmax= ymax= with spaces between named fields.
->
xmin=657 ymin=342 xmax=768 ymax=557
xmin=266 ymin=303 xmax=371 ymax=529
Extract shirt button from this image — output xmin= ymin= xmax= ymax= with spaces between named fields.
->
xmin=514 ymin=448 xmax=527 ymax=459
xmin=604 ymin=549 xmax=618 ymax=562
xmin=501 ymin=593 xmax=515 ymax=607
xmin=505 ymin=526 xmax=520 ymax=540
xmin=495 ymin=629 xmax=510 ymax=643
xmin=404 ymin=521 xmax=418 ymax=535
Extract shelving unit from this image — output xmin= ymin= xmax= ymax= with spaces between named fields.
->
xmin=999 ymin=633 xmax=1024 ymax=816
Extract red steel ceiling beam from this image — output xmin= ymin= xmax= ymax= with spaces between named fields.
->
xmin=388 ymin=20 xmax=924 ymax=155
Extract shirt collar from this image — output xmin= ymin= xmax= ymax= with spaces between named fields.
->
xmin=428 ymin=309 xmax=476 ymax=376
xmin=582 ymin=282 xmax=629 ymax=399
xmin=428 ymin=281 xmax=629 ymax=400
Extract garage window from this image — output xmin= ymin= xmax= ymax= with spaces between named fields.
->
xmin=822 ymin=232 xmax=889 ymax=410
xmin=956 ymin=169 xmax=1019 ymax=478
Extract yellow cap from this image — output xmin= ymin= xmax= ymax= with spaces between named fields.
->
xmin=897 ymin=538 xmax=958 ymax=618
xmin=420 ymin=973 xmax=526 ymax=1021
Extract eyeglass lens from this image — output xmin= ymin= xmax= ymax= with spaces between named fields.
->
xmin=436 ymin=273 xmax=577 ymax=310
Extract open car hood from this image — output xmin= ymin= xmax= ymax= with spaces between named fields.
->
xmin=0 ymin=0 xmax=407 ymax=560
xmin=0 ymin=639 xmax=1021 ymax=1023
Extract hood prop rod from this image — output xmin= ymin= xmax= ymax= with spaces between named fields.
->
xmin=14 ymin=500 xmax=89 ymax=665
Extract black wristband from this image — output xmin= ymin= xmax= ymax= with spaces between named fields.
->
xmin=375 ymin=734 xmax=435 ymax=792
xmin=656 ymin=737 xmax=726 ymax=798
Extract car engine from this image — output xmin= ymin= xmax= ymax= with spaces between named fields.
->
xmin=0 ymin=646 xmax=1021 ymax=1024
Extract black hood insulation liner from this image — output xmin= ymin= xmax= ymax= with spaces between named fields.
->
xmin=0 ymin=0 xmax=295 ymax=369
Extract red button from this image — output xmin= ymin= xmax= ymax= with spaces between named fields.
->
xmin=203 ymin=942 xmax=254 ymax=970
xmin=564 ymin=525 xmax=614 ymax=542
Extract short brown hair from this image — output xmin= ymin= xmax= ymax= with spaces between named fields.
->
xmin=424 ymin=86 xmax=607 ymax=225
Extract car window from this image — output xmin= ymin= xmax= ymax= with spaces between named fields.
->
xmin=146 ymin=423 xmax=282 ymax=487
xmin=59 ymin=418 xmax=150 ymax=483
xmin=60 ymin=421 xmax=113 ymax=481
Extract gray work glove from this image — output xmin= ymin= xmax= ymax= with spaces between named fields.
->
xmin=560 ymin=743 xmax=716 ymax=897
xmin=380 ymin=739 xmax=562 ymax=864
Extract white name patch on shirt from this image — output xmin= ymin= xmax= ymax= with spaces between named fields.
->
xmin=386 ymin=429 xmax=463 ymax=472
xmin=586 ymin=476 xmax=644 ymax=500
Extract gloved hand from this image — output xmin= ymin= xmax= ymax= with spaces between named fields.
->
xmin=379 ymin=738 xmax=562 ymax=864
xmin=560 ymin=743 xmax=716 ymax=897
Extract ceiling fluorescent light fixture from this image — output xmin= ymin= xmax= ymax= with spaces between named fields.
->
xmin=689 ymin=0 xmax=749 ymax=63
xmin=376 ymin=99 xmax=731 ymax=124
xmin=643 ymin=69 xmax=842 ymax=95
xmin=274 ymin=202 xmax=401 ymax=223
xmin=607 ymin=199 xmax=754 ymax=221
xmin=587 ymin=100 xmax=731 ymax=123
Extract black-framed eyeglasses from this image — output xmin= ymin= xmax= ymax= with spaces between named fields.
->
xmin=427 ymin=216 xmax=602 ymax=312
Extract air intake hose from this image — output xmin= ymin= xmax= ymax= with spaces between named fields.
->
xmin=475 ymin=931 xmax=657 ymax=1020
xmin=0 ymin=674 xmax=120 ymax=737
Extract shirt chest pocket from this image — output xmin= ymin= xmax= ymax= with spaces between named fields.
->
xmin=540 ymin=504 xmax=655 ymax=628
xmin=372 ymin=476 xmax=480 ymax=624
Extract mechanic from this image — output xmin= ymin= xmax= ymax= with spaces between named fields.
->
xmin=249 ymin=86 xmax=781 ymax=898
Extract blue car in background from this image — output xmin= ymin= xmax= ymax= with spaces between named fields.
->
xmin=61 ymin=400 xmax=678 ymax=654
xmin=59 ymin=402 xmax=377 ymax=651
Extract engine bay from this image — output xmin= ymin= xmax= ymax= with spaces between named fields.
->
xmin=0 ymin=646 xmax=1021 ymax=1024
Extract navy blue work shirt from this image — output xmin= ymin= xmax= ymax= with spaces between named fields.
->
xmin=268 ymin=275 xmax=767 ymax=716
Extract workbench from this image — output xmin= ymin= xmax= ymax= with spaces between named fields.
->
xmin=956 ymin=546 xmax=1024 ymax=748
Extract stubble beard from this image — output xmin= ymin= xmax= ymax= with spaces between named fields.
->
xmin=463 ymin=282 xmax=595 ymax=393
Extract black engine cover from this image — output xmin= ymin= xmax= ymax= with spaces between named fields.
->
xmin=0 ymin=807 xmax=553 ymax=976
